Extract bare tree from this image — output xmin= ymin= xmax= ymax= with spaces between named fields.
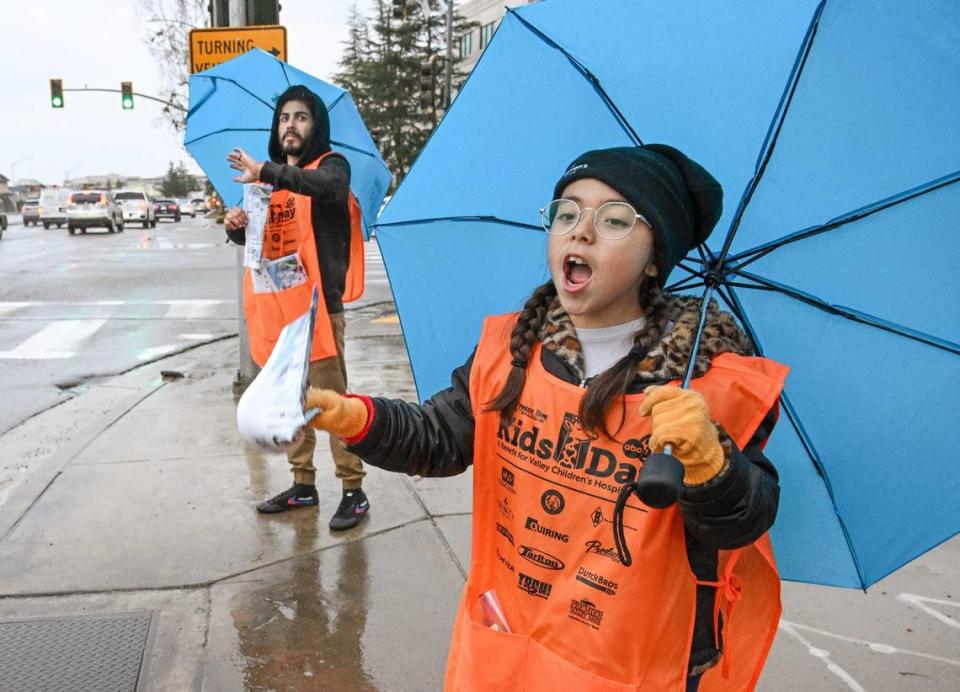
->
xmin=137 ymin=0 xmax=208 ymax=132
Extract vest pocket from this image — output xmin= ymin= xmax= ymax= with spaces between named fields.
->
xmin=454 ymin=610 xmax=529 ymax=691
xmin=525 ymin=635 xmax=638 ymax=691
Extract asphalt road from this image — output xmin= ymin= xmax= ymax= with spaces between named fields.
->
xmin=0 ymin=215 xmax=238 ymax=434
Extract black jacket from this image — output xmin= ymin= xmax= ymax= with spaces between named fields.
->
xmin=225 ymin=155 xmax=353 ymax=314
xmin=350 ymin=343 xmax=779 ymax=674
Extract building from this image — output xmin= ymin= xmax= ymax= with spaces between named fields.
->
xmin=456 ymin=0 xmax=538 ymax=73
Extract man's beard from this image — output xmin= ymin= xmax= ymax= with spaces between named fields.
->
xmin=281 ymin=138 xmax=304 ymax=156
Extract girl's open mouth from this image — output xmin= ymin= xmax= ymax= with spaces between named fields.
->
xmin=563 ymin=254 xmax=593 ymax=292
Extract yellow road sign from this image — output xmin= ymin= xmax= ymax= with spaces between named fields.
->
xmin=189 ymin=25 xmax=287 ymax=73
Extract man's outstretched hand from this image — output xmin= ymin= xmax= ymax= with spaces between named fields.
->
xmin=227 ymin=147 xmax=263 ymax=184
xmin=305 ymin=388 xmax=369 ymax=439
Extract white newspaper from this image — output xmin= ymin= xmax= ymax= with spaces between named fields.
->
xmin=242 ymin=182 xmax=273 ymax=269
xmin=236 ymin=288 xmax=318 ymax=451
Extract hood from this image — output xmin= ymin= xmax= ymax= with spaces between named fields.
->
xmin=267 ymin=85 xmax=332 ymax=167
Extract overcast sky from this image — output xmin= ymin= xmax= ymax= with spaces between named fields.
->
xmin=2 ymin=1 xmax=371 ymax=186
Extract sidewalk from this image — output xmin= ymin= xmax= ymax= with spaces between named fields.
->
xmin=0 ymin=298 xmax=473 ymax=690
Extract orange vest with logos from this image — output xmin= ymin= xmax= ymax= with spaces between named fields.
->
xmin=242 ymin=152 xmax=365 ymax=366
xmin=445 ymin=313 xmax=788 ymax=692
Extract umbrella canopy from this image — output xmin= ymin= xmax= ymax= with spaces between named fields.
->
xmin=185 ymin=49 xmax=391 ymax=237
xmin=373 ymin=0 xmax=960 ymax=588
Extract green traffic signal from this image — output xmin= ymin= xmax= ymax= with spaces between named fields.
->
xmin=121 ymin=81 xmax=134 ymax=110
xmin=50 ymin=79 xmax=64 ymax=108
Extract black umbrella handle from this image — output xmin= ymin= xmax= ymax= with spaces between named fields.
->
xmin=636 ymin=444 xmax=684 ymax=508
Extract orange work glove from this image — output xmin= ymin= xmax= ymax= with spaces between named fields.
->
xmin=304 ymin=388 xmax=368 ymax=438
xmin=637 ymin=386 xmax=725 ymax=485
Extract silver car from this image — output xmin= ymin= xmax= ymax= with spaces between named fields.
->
xmin=114 ymin=189 xmax=157 ymax=228
xmin=66 ymin=191 xmax=125 ymax=235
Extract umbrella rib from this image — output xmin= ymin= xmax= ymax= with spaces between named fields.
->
xmin=728 ymin=170 xmax=960 ymax=270
xmin=714 ymin=0 xmax=827 ymax=267
xmin=373 ymin=215 xmax=542 ymax=232
xmin=733 ymin=269 xmax=960 ymax=355
xmin=507 ymin=8 xmax=642 ymax=146
xmin=721 ymin=284 xmax=869 ymax=588
xmin=330 ymin=139 xmax=390 ymax=163
xmin=191 ymin=75 xmax=276 ymax=111
xmin=183 ymin=127 xmax=270 ymax=147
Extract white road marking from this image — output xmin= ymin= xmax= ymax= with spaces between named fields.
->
xmin=778 ymin=620 xmax=866 ymax=692
xmin=178 ymin=333 xmax=214 ymax=340
xmin=0 ymin=302 xmax=32 ymax=317
xmin=162 ymin=300 xmax=227 ymax=319
xmin=898 ymin=593 xmax=960 ymax=631
xmin=137 ymin=344 xmax=180 ymax=360
xmin=0 ymin=319 xmax=106 ymax=360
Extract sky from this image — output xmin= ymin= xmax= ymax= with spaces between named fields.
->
xmin=2 ymin=0 xmax=371 ymax=187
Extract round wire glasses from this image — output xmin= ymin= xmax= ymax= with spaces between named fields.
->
xmin=540 ymin=199 xmax=650 ymax=240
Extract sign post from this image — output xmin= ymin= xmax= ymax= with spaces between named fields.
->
xmin=189 ymin=25 xmax=287 ymax=73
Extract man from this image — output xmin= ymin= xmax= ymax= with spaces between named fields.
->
xmin=224 ymin=85 xmax=369 ymax=530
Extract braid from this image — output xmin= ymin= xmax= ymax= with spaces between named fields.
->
xmin=486 ymin=280 xmax=557 ymax=425
xmin=579 ymin=276 xmax=659 ymax=438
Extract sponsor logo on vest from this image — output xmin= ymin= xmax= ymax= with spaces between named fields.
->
xmin=496 ymin=411 xmax=650 ymax=496
xmin=268 ymin=204 xmax=296 ymax=224
xmin=518 ymin=545 xmax=565 ymax=571
xmin=540 ymin=489 xmax=565 ymax=515
xmin=496 ymin=522 xmax=515 ymax=545
xmin=525 ymin=516 xmax=569 ymax=543
xmin=568 ymin=598 xmax=604 ymax=629
xmin=499 ymin=467 xmax=516 ymax=494
xmin=496 ymin=547 xmax=515 ymax=572
xmin=584 ymin=539 xmax=623 ymax=564
xmin=518 ymin=572 xmax=552 ymax=599
xmin=497 ymin=496 xmax=513 ymax=520
xmin=518 ymin=403 xmax=547 ymax=423
xmin=590 ymin=506 xmax=637 ymax=532
xmin=576 ymin=566 xmax=618 ymax=596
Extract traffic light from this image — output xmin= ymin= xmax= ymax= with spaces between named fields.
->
xmin=121 ymin=82 xmax=134 ymax=110
xmin=50 ymin=79 xmax=64 ymax=108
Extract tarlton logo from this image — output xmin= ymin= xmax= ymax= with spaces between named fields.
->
xmin=518 ymin=545 xmax=565 ymax=571
xmin=499 ymin=467 xmax=516 ymax=494
xmin=497 ymin=411 xmax=650 ymax=496
xmin=496 ymin=522 xmax=515 ymax=545
xmin=497 ymin=496 xmax=513 ymax=520
xmin=576 ymin=566 xmax=618 ymax=596
xmin=568 ymin=598 xmax=604 ymax=629
xmin=584 ymin=539 xmax=623 ymax=564
xmin=540 ymin=489 xmax=565 ymax=515
xmin=496 ymin=547 xmax=515 ymax=573
xmin=518 ymin=572 xmax=552 ymax=599
xmin=525 ymin=516 xmax=569 ymax=543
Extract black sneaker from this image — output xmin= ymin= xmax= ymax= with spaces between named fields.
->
xmin=329 ymin=488 xmax=370 ymax=530
xmin=256 ymin=484 xmax=319 ymax=514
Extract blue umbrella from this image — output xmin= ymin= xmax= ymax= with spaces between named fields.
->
xmin=184 ymin=48 xmax=391 ymax=237
xmin=373 ymin=0 xmax=960 ymax=588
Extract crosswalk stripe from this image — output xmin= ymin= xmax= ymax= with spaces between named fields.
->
xmin=0 ymin=319 xmax=107 ymax=360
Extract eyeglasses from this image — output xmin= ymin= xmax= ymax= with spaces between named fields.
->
xmin=539 ymin=199 xmax=649 ymax=240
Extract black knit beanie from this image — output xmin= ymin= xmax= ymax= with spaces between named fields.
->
xmin=552 ymin=145 xmax=723 ymax=286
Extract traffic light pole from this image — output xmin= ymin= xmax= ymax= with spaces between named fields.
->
xmin=60 ymin=87 xmax=186 ymax=111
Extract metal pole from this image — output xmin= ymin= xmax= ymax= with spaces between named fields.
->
xmin=444 ymin=1 xmax=454 ymax=108
xmin=227 ymin=0 xmax=261 ymax=391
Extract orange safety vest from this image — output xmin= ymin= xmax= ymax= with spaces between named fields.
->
xmin=445 ymin=313 xmax=788 ymax=692
xmin=242 ymin=152 xmax=365 ymax=366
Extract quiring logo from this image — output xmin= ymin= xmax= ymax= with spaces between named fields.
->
xmin=525 ymin=516 xmax=569 ymax=543
xmin=518 ymin=545 xmax=565 ymax=571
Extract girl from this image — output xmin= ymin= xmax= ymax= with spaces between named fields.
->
xmin=303 ymin=145 xmax=787 ymax=691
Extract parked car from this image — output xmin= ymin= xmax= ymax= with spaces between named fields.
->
xmin=39 ymin=188 xmax=73 ymax=229
xmin=115 ymin=189 xmax=157 ymax=228
xmin=66 ymin=190 xmax=124 ymax=235
xmin=177 ymin=198 xmax=196 ymax=218
xmin=154 ymin=199 xmax=181 ymax=222
xmin=22 ymin=200 xmax=40 ymax=226
xmin=190 ymin=198 xmax=209 ymax=213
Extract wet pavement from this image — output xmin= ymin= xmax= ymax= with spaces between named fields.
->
xmin=0 ymin=242 xmax=957 ymax=690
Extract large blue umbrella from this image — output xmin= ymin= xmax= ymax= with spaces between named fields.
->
xmin=184 ymin=48 xmax=391 ymax=237
xmin=373 ymin=0 xmax=960 ymax=588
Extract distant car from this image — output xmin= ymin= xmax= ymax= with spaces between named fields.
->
xmin=190 ymin=198 xmax=209 ymax=213
xmin=38 ymin=188 xmax=73 ymax=229
xmin=22 ymin=200 xmax=40 ymax=226
xmin=177 ymin=198 xmax=196 ymax=218
xmin=154 ymin=199 xmax=181 ymax=223
xmin=66 ymin=190 xmax=124 ymax=235
xmin=115 ymin=189 xmax=157 ymax=228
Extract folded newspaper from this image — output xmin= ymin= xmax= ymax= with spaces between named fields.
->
xmin=236 ymin=288 xmax=318 ymax=451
